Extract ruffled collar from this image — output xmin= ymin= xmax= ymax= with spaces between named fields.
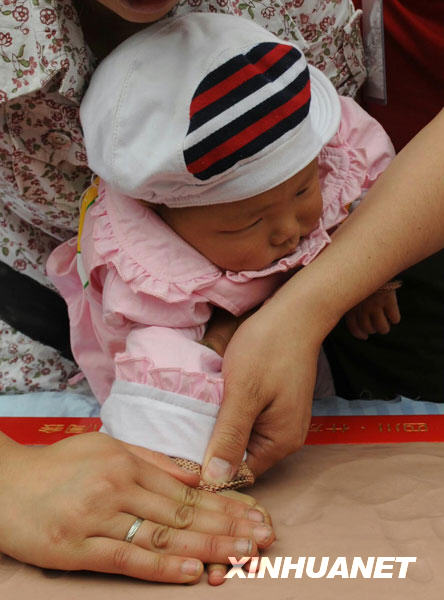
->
xmin=225 ymin=220 xmax=332 ymax=283
xmin=102 ymin=183 xmax=222 ymax=285
xmin=97 ymin=132 xmax=360 ymax=287
xmin=89 ymin=182 xmax=222 ymax=304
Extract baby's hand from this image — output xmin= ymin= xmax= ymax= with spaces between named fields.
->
xmin=201 ymin=307 xmax=255 ymax=357
xmin=345 ymin=286 xmax=401 ymax=340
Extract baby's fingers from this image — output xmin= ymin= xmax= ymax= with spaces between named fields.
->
xmin=207 ymin=563 xmax=228 ymax=586
xmin=80 ymin=537 xmax=203 ymax=583
xmin=218 ymin=489 xmax=272 ymax=526
xmin=345 ymin=311 xmax=369 ymax=340
xmin=370 ymin=309 xmax=391 ymax=335
xmin=384 ymin=293 xmax=401 ymax=325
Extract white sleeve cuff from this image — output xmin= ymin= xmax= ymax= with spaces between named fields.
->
xmin=100 ymin=380 xmax=219 ymax=464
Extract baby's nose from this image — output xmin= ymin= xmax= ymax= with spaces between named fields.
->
xmin=269 ymin=222 xmax=300 ymax=247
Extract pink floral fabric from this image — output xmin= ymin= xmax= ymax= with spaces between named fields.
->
xmin=0 ymin=0 xmax=366 ymax=393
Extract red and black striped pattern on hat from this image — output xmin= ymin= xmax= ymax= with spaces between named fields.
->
xmin=184 ymin=42 xmax=310 ymax=181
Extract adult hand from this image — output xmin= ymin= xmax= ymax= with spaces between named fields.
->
xmin=201 ymin=307 xmax=255 ymax=357
xmin=201 ymin=287 xmax=325 ymax=482
xmin=201 ymin=109 xmax=444 ymax=485
xmin=0 ymin=432 xmax=274 ymax=584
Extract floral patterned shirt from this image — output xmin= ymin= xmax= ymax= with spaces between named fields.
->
xmin=0 ymin=0 xmax=365 ymax=288
xmin=0 ymin=0 xmax=366 ymax=393
xmin=0 ymin=0 xmax=93 ymax=287
xmin=171 ymin=0 xmax=366 ymax=96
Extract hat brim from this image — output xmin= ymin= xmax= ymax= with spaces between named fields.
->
xmin=308 ymin=64 xmax=342 ymax=152
xmin=162 ymin=63 xmax=342 ymax=207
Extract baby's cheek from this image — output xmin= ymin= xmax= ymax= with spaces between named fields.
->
xmin=210 ymin=237 xmax=273 ymax=272
xmin=237 ymin=241 xmax=273 ymax=271
xmin=206 ymin=239 xmax=247 ymax=271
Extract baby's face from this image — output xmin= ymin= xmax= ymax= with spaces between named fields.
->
xmin=156 ymin=159 xmax=323 ymax=272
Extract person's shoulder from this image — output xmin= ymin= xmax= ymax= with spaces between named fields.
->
xmin=0 ymin=1 xmax=92 ymax=105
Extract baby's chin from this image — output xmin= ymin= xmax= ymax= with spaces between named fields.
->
xmin=215 ymin=248 xmax=297 ymax=273
xmin=214 ymin=257 xmax=276 ymax=273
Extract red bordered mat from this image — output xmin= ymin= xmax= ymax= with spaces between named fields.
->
xmin=0 ymin=415 xmax=443 ymax=445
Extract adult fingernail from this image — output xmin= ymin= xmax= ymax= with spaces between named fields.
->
xmin=203 ymin=457 xmax=233 ymax=483
xmin=253 ymin=525 xmax=273 ymax=544
xmin=247 ymin=509 xmax=265 ymax=523
xmin=181 ymin=559 xmax=202 ymax=576
xmin=234 ymin=538 xmax=252 ymax=555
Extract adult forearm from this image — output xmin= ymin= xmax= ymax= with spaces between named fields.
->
xmin=205 ymin=110 xmax=444 ymax=481
xmin=274 ymin=108 xmax=444 ymax=336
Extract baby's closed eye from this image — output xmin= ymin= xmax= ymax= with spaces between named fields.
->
xmin=219 ymin=218 xmax=262 ymax=234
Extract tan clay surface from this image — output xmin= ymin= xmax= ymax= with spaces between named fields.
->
xmin=1 ymin=443 xmax=443 ymax=599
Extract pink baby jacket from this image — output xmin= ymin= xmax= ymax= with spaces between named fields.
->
xmin=47 ymin=97 xmax=394 ymax=462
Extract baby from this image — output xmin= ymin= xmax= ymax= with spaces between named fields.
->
xmin=48 ymin=13 xmax=397 ymax=488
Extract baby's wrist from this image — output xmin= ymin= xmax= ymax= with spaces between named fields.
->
xmin=375 ymin=280 xmax=402 ymax=295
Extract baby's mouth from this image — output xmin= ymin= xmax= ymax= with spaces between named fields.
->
xmin=278 ymin=242 xmax=299 ymax=260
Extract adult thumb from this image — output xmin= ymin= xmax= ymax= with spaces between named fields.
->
xmin=201 ymin=380 xmax=259 ymax=485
